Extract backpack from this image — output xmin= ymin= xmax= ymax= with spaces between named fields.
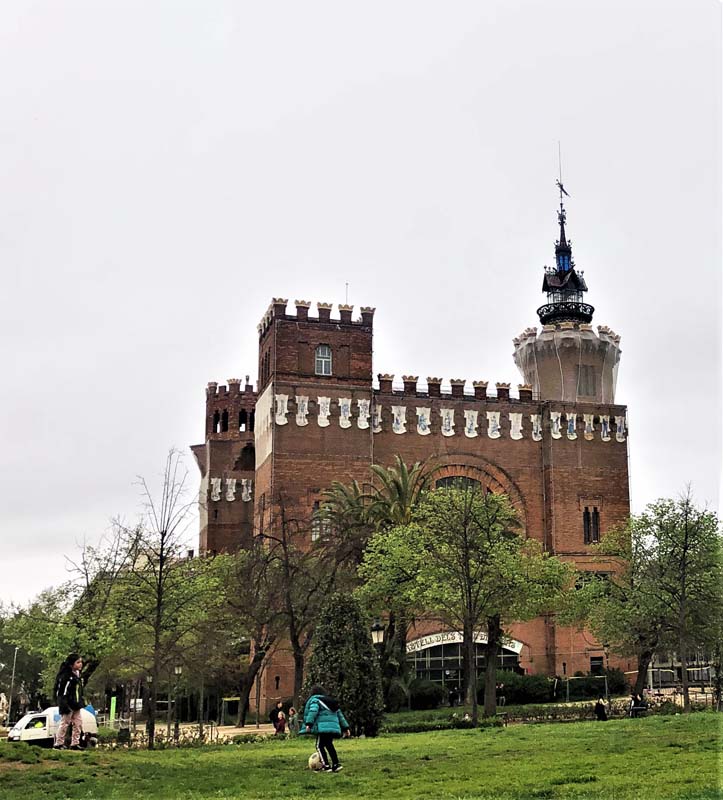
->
xmin=53 ymin=665 xmax=70 ymax=703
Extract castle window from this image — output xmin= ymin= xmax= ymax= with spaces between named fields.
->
xmin=315 ymin=345 xmax=332 ymax=376
xmin=435 ymin=476 xmax=481 ymax=491
xmin=213 ymin=411 xmax=221 ymax=433
xmin=577 ymin=365 xmax=596 ymax=397
xmin=583 ymin=507 xmax=600 ymax=544
xmin=221 ymin=410 xmax=229 ymax=432
xmin=238 ymin=443 xmax=255 ymax=471
xmin=249 ymin=410 xmax=255 ymax=432
xmin=311 ymin=500 xmax=331 ymax=542
xmin=239 ymin=409 xmax=247 ymax=431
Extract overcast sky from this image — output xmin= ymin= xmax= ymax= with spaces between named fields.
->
xmin=1 ymin=1 xmax=720 ymax=607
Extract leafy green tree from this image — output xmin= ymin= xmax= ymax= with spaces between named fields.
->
xmin=360 ymin=487 xmax=571 ymax=721
xmin=303 ymin=592 xmax=383 ymax=736
xmin=325 ymin=457 xmax=432 ymax=707
xmin=569 ymin=492 xmax=722 ymax=711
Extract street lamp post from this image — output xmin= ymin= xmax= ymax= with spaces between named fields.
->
xmin=370 ymin=620 xmax=385 ymax=651
xmin=7 ymin=647 xmax=19 ymax=727
xmin=174 ymin=665 xmax=183 ymax=743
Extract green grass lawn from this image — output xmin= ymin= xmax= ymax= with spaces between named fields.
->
xmin=1 ymin=713 xmax=720 ymax=800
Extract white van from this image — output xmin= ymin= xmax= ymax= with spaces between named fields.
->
xmin=6 ymin=706 xmax=98 ymax=748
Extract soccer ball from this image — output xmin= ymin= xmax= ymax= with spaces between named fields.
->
xmin=308 ymin=752 xmax=324 ymax=771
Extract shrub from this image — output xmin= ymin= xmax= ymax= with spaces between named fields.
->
xmin=385 ymin=679 xmax=410 ymax=713
xmin=409 ymin=679 xmax=446 ymax=710
xmin=479 ymin=670 xmax=553 ymax=705
xmin=303 ymin=593 xmax=384 ymax=737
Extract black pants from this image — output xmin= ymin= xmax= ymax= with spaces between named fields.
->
xmin=316 ymin=733 xmax=338 ymax=767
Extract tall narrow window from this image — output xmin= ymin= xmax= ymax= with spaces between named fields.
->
xmin=221 ymin=410 xmax=229 ymax=432
xmin=591 ymin=507 xmax=600 ymax=543
xmin=577 ymin=365 xmax=596 ymax=397
xmin=213 ymin=410 xmax=220 ymax=433
xmin=239 ymin=409 xmax=247 ymax=432
xmin=583 ymin=506 xmax=592 ymax=544
xmin=311 ymin=501 xmax=321 ymax=541
xmin=249 ymin=410 xmax=255 ymax=432
xmin=315 ymin=345 xmax=332 ymax=376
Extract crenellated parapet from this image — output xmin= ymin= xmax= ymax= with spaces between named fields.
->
xmin=257 ymin=298 xmax=375 ymax=337
xmin=205 ymin=375 xmax=257 ymax=439
xmin=374 ymin=375 xmax=533 ymax=402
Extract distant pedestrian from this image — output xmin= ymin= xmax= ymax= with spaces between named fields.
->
xmin=53 ymin=654 xmax=85 ymax=750
xmin=594 ymin=697 xmax=608 ymax=721
xmin=275 ymin=710 xmax=286 ymax=734
xmin=269 ymin=700 xmax=283 ymax=729
xmin=303 ymin=684 xmax=350 ymax=773
xmin=287 ymin=707 xmax=300 ymax=736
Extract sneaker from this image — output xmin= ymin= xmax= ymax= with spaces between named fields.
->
xmin=52 ymin=744 xmax=66 ymax=750
xmin=69 ymin=745 xmax=82 ymax=751
xmin=321 ymin=765 xmax=332 ymax=772
xmin=332 ymin=764 xmax=343 ymax=773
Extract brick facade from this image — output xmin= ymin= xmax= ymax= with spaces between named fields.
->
xmin=192 ymin=298 xmax=633 ymax=710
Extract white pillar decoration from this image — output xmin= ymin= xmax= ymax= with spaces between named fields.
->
xmin=440 ymin=408 xmax=455 ymax=437
xmin=372 ymin=405 xmax=383 ymax=434
xmin=357 ymin=399 xmax=370 ymax=430
xmin=416 ymin=407 xmax=432 ymax=435
xmin=274 ymin=394 xmax=289 ymax=425
xmin=615 ymin=415 xmax=627 ymax=442
xmin=338 ymin=398 xmax=352 ymax=429
xmin=317 ymin=396 xmax=331 ymax=427
xmin=463 ymin=409 xmax=478 ymax=438
xmin=295 ymin=395 xmax=309 ymax=426
xmin=531 ymin=414 xmax=543 ymax=442
xmin=583 ymin=414 xmax=595 ymax=441
xmin=225 ymin=478 xmax=237 ymax=502
xmin=210 ymin=478 xmax=222 ymax=502
xmin=550 ymin=411 xmax=562 ymax=439
xmin=392 ymin=406 xmax=407 ymax=434
xmin=240 ymin=478 xmax=253 ymax=502
xmin=566 ymin=413 xmax=577 ymax=441
xmin=600 ymin=415 xmax=611 ymax=442
xmin=510 ymin=412 xmax=523 ymax=440
xmin=486 ymin=411 xmax=501 ymax=439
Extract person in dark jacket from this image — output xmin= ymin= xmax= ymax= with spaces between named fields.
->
xmin=303 ymin=684 xmax=350 ymax=773
xmin=269 ymin=700 xmax=283 ymax=728
xmin=594 ymin=697 xmax=608 ymax=721
xmin=53 ymin=653 xmax=85 ymax=750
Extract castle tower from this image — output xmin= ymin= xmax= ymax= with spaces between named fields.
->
xmin=513 ymin=187 xmax=622 ymax=402
xmin=254 ymin=299 xmax=375 ymax=537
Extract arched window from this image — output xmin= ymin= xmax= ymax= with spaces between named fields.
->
xmin=435 ymin=476 xmax=481 ymax=491
xmin=315 ymin=344 xmax=332 ymax=376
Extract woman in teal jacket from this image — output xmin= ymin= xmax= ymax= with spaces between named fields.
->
xmin=303 ymin=684 xmax=350 ymax=772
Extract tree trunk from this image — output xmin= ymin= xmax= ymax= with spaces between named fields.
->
xmin=483 ymin=615 xmax=502 ymax=718
xmin=680 ymin=637 xmax=690 ymax=713
xmin=634 ymin=650 xmax=653 ymax=696
xmin=461 ymin=619 xmax=475 ymax=709
xmin=236 ymin=650 xmax=267 ymax=727
xmin=292 ymin=649 xmax=304 ymax=707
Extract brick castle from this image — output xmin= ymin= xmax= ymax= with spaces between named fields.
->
xmin=192 ymin=192 xmax=632 ymax=708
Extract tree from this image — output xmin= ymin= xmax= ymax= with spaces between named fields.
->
xmin=324 ymin=457 xmax=432 ymax=707
xmin=113 ymin=449 xmax=209 ymax=748
xmin=570 ymin=492 xmax=722 ymax=710
xmin=360 ymin=487 xmax=571 ymax=721
xmin=303 ymin=593 xmax=384 ymax=736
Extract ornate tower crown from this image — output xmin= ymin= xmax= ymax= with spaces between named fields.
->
xmin=536 ymin=182 xmax=594 ymax=325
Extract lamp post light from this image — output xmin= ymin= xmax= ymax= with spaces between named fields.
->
xmin=174 ymin=665 xmax=183 ymax=742
xmin=370 ymin=620 xmax=385 ymax=651
xmin=7 ymin=647 xmax=19 ymax=727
